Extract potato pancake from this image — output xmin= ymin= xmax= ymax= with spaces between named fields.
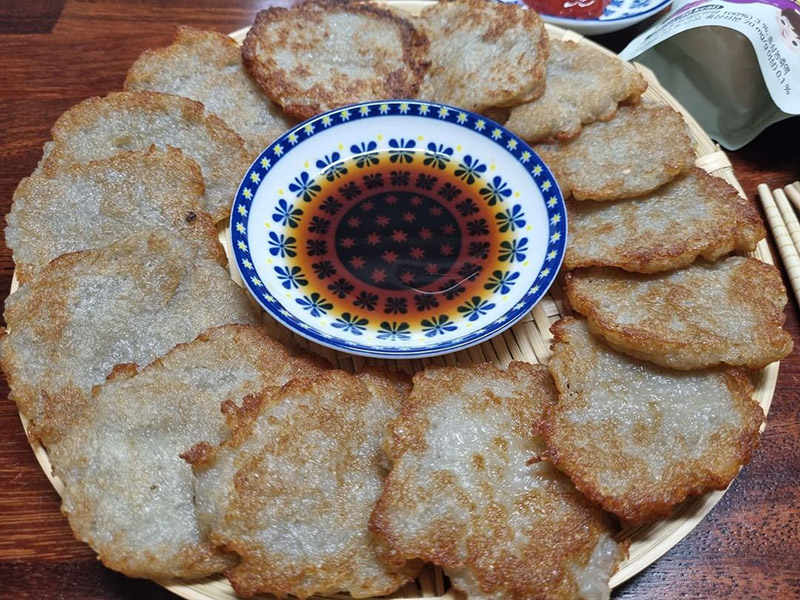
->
xmin=417 ymin=0 xmax=548 ymax=112
xmin=505 ymin=40 xmax=646 ymax=142
xmin=189 ymin=369 xmax=417 ymax=598
xmin=566 ymin=258 xmax=793 ymax=370
xmin=42 ymin=91 xmax=249 ymax=221
xmin=243 ymin=1 xmax=428 ymax=120
xmin=46 ymin=324 xmax=328 ymax=579
xmin=565 ymin=168 xmax=765 ymax=272
xmin=535 ymin=103 xmax=694 ymax=201
xmin=125 ymin=27 xmax=293 ymax=155
xmin=370 ymin=362 xmax=624 ymax=600
xmin=544 ymin=318 xmax=764 ymax=526
xmin=6 ymin=147 xmax=215 ymax=283
xmin=1 ymin=230 xmax=257 ymax=442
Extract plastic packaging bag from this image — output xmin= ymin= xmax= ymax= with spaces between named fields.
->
xmin=620 ymin=0 xmax=800 ymax=149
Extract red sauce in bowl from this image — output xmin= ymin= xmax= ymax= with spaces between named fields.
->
xmin=522 ymin=0 xmax=609 ymax=19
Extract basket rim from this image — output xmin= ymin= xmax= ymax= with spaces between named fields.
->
xmin=10 ymin=4 xmax=779 ymax=600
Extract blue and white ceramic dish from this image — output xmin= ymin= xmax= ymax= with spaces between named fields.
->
xmin=232 ymin=100 xmax=566 ymax=359
xmin=497 ymin=0 xmax=671 ymax=35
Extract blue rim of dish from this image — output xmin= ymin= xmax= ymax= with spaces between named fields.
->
xmin=496 ymin=0 xmax=671 ymax=23
xmin=231 ymin=100 xmax=567 ymax=358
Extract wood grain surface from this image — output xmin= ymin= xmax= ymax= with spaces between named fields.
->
xmin=1 ymin=1 xmax=799 ymax=598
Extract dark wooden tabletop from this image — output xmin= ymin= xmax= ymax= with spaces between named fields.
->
xmin=1 ymin=1 xmax=799 ymax=598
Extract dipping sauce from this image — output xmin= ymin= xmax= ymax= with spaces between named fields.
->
xmin=288 ymin=149 xmax=516 ymax=328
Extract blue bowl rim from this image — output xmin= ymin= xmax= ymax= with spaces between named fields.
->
xmin=230 ymin=99 xmax=567 ymax=359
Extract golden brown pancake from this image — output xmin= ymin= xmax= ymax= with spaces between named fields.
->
xmin=535 ymin=103 xmax=694 ymax=201
xmin=125 ymin=27 xmax=293 ymax=155
xmin=243 ymin=1 xmax=428 ymax=121
xmin=189 ymin=369 xmax=417 ymax=599
xmin=371 ymin=362 xmax=624 ymax=600
xmin=566 ymin=258 xmax=793 ymax=370
xmin=565 ymin=168 xmax=765 ymax=273
xmin=42 ymin=91 xmax=249 ymax=221
xmin=544 ymin=318 xmax=764 ymax=526
xmin=416 ymin=0 xmax=548 ymax=112
xmin=505 ymin=39 xmax=647 ymax=142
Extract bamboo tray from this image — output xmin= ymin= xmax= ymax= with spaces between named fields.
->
xmin=15 ymin=3 xmax=779 ymax=599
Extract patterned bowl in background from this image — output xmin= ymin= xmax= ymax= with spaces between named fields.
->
xmin=497 ymin=0 xmax=672 ymax=35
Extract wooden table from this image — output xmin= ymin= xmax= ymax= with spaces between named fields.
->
xmin=1 ymin=1 xmax=798 ymax=598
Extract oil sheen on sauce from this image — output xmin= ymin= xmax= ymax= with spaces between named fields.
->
xmin=287 ymin=149 xmax=515 ymax=329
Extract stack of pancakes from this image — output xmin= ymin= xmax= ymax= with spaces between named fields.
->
xmin=2 ymin=1 xmax=791 ymax=598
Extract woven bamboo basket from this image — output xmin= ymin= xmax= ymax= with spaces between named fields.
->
xmin=14 ymin=2 xmax=779 ymax=598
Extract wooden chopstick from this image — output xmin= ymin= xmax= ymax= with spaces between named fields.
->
xmin=784 ymin=182 xmax=800 ymax=217
xmin=773 ymin=188 xmax=800 ymax=251
xmin=758 ymin=183 xmax=800 ymax=304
